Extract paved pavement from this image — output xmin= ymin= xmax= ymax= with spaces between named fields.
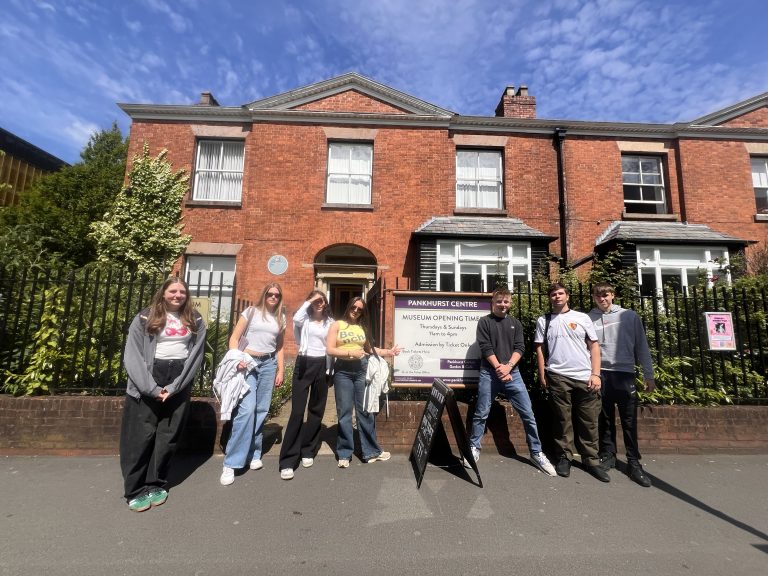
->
xmin=1 ymin=452 xmax=767 ymax=576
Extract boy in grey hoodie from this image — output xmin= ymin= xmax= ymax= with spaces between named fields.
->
xmin=589 ymin=282 xmax=655 ymax=487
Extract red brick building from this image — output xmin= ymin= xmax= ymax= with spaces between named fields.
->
xmin=119 ymin=73 xmax=768 ymax=346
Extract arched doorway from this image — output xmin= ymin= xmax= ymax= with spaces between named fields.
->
xmin=313 ymin=244 xmax=378 ymax=319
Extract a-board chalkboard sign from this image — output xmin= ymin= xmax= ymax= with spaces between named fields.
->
xmin=410 ymin=378 xmax=482 ymax=488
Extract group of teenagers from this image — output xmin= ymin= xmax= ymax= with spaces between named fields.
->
xmin=118 ymin=277 xmax=400 ymax=512
xmin=469 ymin=281 xmax=655 ymax=487
xmin=117 ymin=275 xmax=653 ymax=513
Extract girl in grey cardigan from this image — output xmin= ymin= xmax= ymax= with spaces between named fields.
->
xmin=120 ymin=276 xmax=206 ymax=512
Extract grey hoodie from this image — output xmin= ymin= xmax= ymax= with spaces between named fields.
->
xmin=588 ymin=304 xmax=654 ymax=379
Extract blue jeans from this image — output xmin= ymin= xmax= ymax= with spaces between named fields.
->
xmin=334 ymin=357 xmax=382 ymax=461
xmin=469 ymin=366 xmax=543 ymax=455
xmin=224 ymin=357 xmax=277 ymax=468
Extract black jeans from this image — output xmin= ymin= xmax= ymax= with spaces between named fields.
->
xmin=279 ymin=355 xmax=328 ymax=469
xmin=120 ymin=359 xmax=190 ymax=501
xmin=599 ymin=370 xmax=641 ymax=463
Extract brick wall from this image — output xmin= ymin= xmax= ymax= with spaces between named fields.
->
xmin=2 ymin=395 xmax=766 ymax=456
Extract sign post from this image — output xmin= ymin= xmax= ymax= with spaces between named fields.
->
xmin=393 ymin=292 xmax=490 ymax=387
xmin=410 ymin=378 xmax=482 ymax=488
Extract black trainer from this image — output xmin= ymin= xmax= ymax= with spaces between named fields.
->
xmin=598 ymin=453 xmax=616 ymax=470
xmin=555 ymin=456 xmax=571 ymax=477
xmin=628 ymin=463 xmax=652 ymax=487
xmin=586 ymin=464 xmax=611 ymax=483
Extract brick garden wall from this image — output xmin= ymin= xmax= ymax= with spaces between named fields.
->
xmin=1 ymin=395 xmax=766 ymax=456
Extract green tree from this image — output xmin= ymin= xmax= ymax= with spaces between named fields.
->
xmin=0 ymin=124 xmax=128 ymax=267
xmin=90 ymin=144 xmax=190 ymax=274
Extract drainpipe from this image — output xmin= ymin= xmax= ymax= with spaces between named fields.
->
xmin=554 ymin=128 xmax=568 ymax=265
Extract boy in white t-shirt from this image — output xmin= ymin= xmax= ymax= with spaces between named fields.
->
xmin=534 ymin=282 xmax=610 ymax=482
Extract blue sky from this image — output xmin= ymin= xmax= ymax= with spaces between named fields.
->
xmin=1 ymin=0 xmax=766 ymax=165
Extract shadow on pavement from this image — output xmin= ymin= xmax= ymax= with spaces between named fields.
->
xmin=622 ymin=461 xmax=768 ymax=544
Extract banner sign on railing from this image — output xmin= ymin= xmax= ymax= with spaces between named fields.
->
xmin=704 ymin=311 xmax=736 ymax=351
xmin=392 ymin=292 xmax=490 ymax=387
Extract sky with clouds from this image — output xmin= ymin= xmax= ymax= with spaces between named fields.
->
xmin=1 ymin=0 xmax=766 ymax=164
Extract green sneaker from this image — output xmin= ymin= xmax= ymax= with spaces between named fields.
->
xmin=147 ymin=488 xmax=168 ymax=507
xmin=128 ymin=494 xmax=152 ymax=512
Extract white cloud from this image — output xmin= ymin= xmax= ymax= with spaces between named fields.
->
xmin=143 ymin=0 xmax=191 ymax=33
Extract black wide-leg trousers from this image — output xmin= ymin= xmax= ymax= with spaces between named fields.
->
xmin=120 ymin=359 xmax=190 ymax=501
xmin=279 ymin=355 xmax=328 ymax=469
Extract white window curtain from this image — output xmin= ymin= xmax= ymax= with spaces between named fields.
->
xmin=456 ymin=150 xmax=502 ymax=208
xmin=327 ymin=143 xmax=372 ymax=204
xmin=752 ymin=158 xmax=768 ymax=213
xmin=193 ymin=141 xmax=244 ymax=202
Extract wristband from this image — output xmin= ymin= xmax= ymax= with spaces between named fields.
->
xmin=591 ymin=373 xmax=602 ymax=379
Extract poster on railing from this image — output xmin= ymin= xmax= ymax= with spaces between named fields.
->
xmin=392 ymin=292 xmax=490 ymax=387
xmin=704 ymin=311 xmax=736 ymax=351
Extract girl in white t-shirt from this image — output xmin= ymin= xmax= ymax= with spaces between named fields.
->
xmin=277 ymin=290 xmax=334 ymax=480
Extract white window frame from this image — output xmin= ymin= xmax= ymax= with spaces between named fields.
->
xmin=185 ymin=255 xmax=236 ymax=321
xmin=636 ymin=245 xmax=730 ymax=295
xmin=192 ymin=140 xmax=245 ymax=202
xmin=622 ymin=155 xmax=666 ymax=213
xmin=436 ymin=240 xmax=531 ymax=292
xmin=326 ymin=142 xmax=373 ymax=205
xmin=751 ymin=157 xmax=768 ymax=214
xmin=456 ymin=149 xmax=504 ymax=209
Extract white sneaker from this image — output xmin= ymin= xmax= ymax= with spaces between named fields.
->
xmin=337 ymin=458 xmax=350 ymax=468
xmin=280 ymin=468 xmax=294 ymax=480
xmin=366 ymin=451 xmax=391 ymax=463
xmin=220 ymin=466 xmax=235 ymax=486
xmin=249 ymin=459 xmax=263 ymax=471
xmin=301 ymin=457 xmax=314 ymax=468
xmin=461 ymin=446 xmax=480 ymax=468
xmin=531 ymin=452 xmax=557 ymax=476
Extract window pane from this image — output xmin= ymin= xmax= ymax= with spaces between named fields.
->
xmin=510 ymin=245 xmax=528 ymax=260
xmin=460 ymin=269 xmax=483 ymax=292
xmin=639 ymin=270 xmax=656 ymax=297
xmin=439 ymin=272 xmax=455 ymax=292
xmin=756 ymin=192 xmax=768 ymax=213
xmin=622 ymin=157 xmax=640 ymax=173
xmin=438 ymin=241 xmax=456 ymax=260
xmin=478 ymin=182 xmax=501 ymax=208
xmin=488 ymin=262 xmax=508 ymax=291
xmin=624 ymin=185 xmax=641 ymax=201
xmin=752 ymin=158 xmax=768 ymax=187
xmin=640 ymin=158 xmax=661 ymax=173
xmin=460 ymin=242 xmax=505 ymax=259
xmin=477 ymin=152 xmax=500 ymax=180
xmin=456 ymin=182 xmax=475 ymax=207
xmin=640 ymin=185 xmax=663 ymax=203
xmin=197 ymin=142 xmax=220 ymax=170
xmin=327 ymin=176 xmax=348 ymax=203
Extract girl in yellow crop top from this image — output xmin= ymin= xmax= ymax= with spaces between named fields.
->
xmin=326 ymin=296 xmax=402 ymax=467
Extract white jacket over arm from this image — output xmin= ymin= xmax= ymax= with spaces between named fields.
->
xmin=213 ymin=349 xmax=255 ymax=421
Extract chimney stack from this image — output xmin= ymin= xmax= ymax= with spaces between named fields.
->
xmin=199 ymin=91 xmax=220 ymax=106
xmin=495 ymin=84 xmax=536 ymax=118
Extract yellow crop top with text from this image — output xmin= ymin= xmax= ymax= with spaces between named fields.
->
xmin=337 ymin=321 xmax=366 ymax=352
